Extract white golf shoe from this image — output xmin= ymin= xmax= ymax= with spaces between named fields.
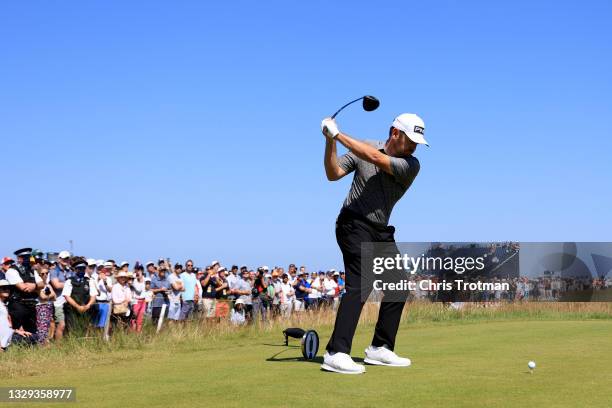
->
xmin=364 ymin=345 xmax=411 ymax=367
xmin=321 ymin=351 xmax=366 ymax=374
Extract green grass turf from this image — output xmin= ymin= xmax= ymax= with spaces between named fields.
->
xmin=3 ymin=319 xmax=611 ymax=408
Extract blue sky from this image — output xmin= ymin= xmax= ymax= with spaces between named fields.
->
xmin=1 ymin=1 xmax=611 ymax=271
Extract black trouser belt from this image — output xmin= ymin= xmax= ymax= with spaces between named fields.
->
xmin=337 ymin=208 xmax=393 ymax=233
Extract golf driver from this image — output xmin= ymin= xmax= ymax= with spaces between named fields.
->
xmin=331 ymin=95 xmax=380 ymax=119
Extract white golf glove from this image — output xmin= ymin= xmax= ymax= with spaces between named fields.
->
xmin=321 ymin=117 xmax=340 ymax=139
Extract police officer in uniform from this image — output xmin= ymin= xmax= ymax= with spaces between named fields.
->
xmin=62 ymin=260 xmax=96 ymax=334
xmin=5 ymin=248 xmax=43 ymax=334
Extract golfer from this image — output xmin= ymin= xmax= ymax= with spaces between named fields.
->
xmin=320 ymin=113 xmax=428 ymax=374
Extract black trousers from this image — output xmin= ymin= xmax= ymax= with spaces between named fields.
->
xmin=8 ymin=301 xmax=37 ymax=334
xmin=326 ymin=211 xmax=406 ymax=354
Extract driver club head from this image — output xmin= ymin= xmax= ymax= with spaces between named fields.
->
xmin=362 ymin=95 xmax=380 ymax=112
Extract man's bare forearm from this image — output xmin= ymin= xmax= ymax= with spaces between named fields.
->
xmin=324 ymin=138 xmax=344 ymax=181
xmin=323 ymin=138 xmax=338 ymax=181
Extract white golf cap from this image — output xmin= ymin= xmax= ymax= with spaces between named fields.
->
xmin=211 ymin=260 xmax=220 ymax=267
xmin=58 ymin=250 xmax=71 ymax=259
xmin=103 ymin=261 xmax=113 ymax=268
xmin=120 ymin=261 xmax=129 ymax=267
xmin=235 ymin=298 xmax=245 ymax=305
xmin=392 ymin=113 xmax=428 ymax=146
xmin=86 ymin=258 xmax=97 ymax=266
xmin=97 ymin=259 xmax=105 ymax=266
xmin=262 ymin=265 xmax=269 ymax=271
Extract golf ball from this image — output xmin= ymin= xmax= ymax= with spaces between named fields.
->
xmin=528 ymin=361 xmax=536 ymax=369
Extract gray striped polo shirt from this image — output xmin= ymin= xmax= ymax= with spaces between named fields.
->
xmin=337 ymin=140 xmax=420 ymax=226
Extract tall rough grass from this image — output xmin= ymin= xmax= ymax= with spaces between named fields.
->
xmin=1 ymin=302 xmax=611 ymax=379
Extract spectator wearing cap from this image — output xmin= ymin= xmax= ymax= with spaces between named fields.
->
xmin=49 ymin=250 xmax=73 ymax=341
xmin=150 ymin=267 xmax=170 ymax=324
xmin=167 ymin=264 xmax=184 ymax=323
xmin=194 ymin=267 xmax=204 ymax=312
xmin=322 ymin=271 xmax=339 ymax=309
xmin=293 ymin=269 xmax=312 ymax=312
xmin=85 ymin=259 xmax=97 ymax=280
xmin=226 ymin=265 xmax=239 ymax=298
xmin=1 ymin=279 xmax=36 ymax=351
xmin=329 ymin=271 xmax=342 ymax=310
xmin=288 ymin=264 xmax=297 ymax=283
xmin=119 ymin=262 xmax=129 ymax=273
xmin=93 ymin=264 xmax=113 ymax=331
xmin=145 ymin=262 xmax=156 ymax=279
xmin=252 ymin=267 xmax=269 ymax=322
xmin=130 ymin=266 xmax=147 ymax=332
xmin=111 ymin=271 xmax=132 ymax=329
xmin=215 ymin=267 xmax=230 ymax=319
xmin=230 ymin=268 xmax=253 ymax=320
xmin=279 ymin=274 xmax=295 ymax=318
xmin=179 ymin=260 xmax=199 ymax=321
xmin=270 ymin=270 xmax=283 ymax=317
xmin=142 ymin=279 xmax=153 ymax=315
xmin=5 ymin=248 xmax=44 ymax=336
xmin=62 ymin=260 xmax=97 ymax=335
xmin=35 ymin=266 xmax=55 ymax=344
xmin=2 ymin=257 xmax=15 ymax=279
xmin=308 ymin=271 xmax=326 ymax=310
xmin=200 ymin=265 xmax=217 ymax=319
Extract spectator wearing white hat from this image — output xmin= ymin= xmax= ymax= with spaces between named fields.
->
xmin=85 ymin=259 xmax=97 ymax=280
xmin=111 ymin=271 xmax=132 ymax=329
xmin=49 ymin=250 xmax=73 ymax=341
xmin=230 ymin=298 xmax=246 ymax=326
xmin=323 ymin=271 xmax=339 ymax=309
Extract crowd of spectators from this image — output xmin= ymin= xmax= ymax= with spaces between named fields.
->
xmin=0 ymin=248 xmax=346 ymax=352
xmin=412 ymin=243 xmax=611 ymax=302
xmin=2 ymin=246 xmax=609 ymax=351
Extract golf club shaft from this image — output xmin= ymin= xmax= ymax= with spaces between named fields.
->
xmin=331 ymin=97 xmax=364 ymax=119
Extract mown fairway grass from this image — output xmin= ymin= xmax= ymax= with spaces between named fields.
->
xmin=2 ymin=303 xmax=612 ymax=408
